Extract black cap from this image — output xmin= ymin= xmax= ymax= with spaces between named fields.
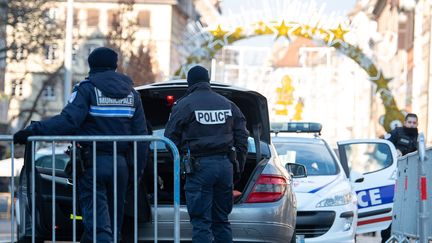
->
xmin=88 ymin=47 xmax=118 ymax=73
xmin=187 ymin=65 xmax=210 ymax=86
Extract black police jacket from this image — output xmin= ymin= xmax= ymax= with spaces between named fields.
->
xmin=387 ymin=127 xmax=418 ymax=155
xmin=27 ymin=70 xmax=149 ymax=169
xmin=164 ymin=82 xmax=249 ymax=160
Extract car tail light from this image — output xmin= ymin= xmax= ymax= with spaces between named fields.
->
xmin=166 ymin=95 xmax=175 ymax=107
xmin=245 ymin=174 xmax=287 ymax=203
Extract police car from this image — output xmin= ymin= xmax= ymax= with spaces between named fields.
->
xmin=272 ymin=122 xmax=359 ymax=242
xmin=337 ymin=138 xmax=397 ymax=234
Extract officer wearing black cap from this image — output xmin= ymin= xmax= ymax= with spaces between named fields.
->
xmin=14 ymin=47 xmax=148 ymax=242
xmin=164 ymin=65 xmax=249 ymax=243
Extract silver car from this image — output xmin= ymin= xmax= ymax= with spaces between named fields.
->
xmin=16 ymin=80 xmax=297 ymax=242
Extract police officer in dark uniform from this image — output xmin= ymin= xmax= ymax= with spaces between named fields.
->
xmin=381 ymin=113 xmax=418 ymax=242
xmin=13 ymin=47 xmax=148 ymax=242
xmin=387 ymin=113 xmax=419 ymax=156
xmin=164 ymin=65 xmax=249 ymax=243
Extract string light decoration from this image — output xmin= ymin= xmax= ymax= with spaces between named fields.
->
xmin=174 ymin=1 xmax=403 ymax=132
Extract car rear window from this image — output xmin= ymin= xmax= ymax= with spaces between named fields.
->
xmin=273 ymin=142 xmax=338 ymax=175
xmin=151 ymin=129 xmax=270 ymax=156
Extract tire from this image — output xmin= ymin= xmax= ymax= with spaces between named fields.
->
xmin=290 ymin=228 xmax=297 ymax=243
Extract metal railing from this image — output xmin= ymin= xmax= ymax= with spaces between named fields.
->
xmin=0 ymin=135 xmax=15 ymax=243
xmin=0 ymin=135 xmax=180 ymax=243
xmin=388 ymin=132 xmax=431 ymax=243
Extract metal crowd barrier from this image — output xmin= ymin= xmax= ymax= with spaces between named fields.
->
xmin=0 ymin=135 xmax=15 ymax=243
xmin=388 ymin=133 xmax=431 ymax=243
xmin=0 ymin=135 xmax=180 ymax=243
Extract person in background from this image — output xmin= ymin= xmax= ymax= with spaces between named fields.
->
xmin=381 ymin=113 xmax=418 ymax=243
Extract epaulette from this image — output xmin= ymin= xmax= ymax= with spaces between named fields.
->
xmin=77 ymin=79 xmax=91 ymax=86
xmin=72 ymin=79 xmax=91 ymax=91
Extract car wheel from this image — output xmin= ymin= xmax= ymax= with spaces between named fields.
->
xmin=290 ymin=228 xmax=296 ymax=243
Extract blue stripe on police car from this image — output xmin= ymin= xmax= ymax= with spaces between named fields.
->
xmin=356 ymin=184 xmax=395 ymax=209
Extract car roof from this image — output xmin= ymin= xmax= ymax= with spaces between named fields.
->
xmin=136 ymin=79 xmax=247 ymax=92
xmin=35 ymin=145 xmax=68 ymax=157
xmin=271 ymin=134 xmax=327 ymax=145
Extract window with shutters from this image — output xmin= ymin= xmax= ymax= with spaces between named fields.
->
xmin=107 ymin=10 xmax=120 ymax=28
xmin=87 ymin=9 xmax=99 ymax=27
xmin=11 ymin=79 xmax=23 ymax=97
xmin=42 ymin=85 xmax=56 ymax=101
xmin=138 ymin=11 xmax=151 ymax=28
xmin=44 ymin=44 xmax=59 ymax=62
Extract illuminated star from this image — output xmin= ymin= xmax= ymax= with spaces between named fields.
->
xmin=223 ymin=27 xmax=244 ymax=45
xmin=210 ymin=25 xmax=228 ymax=39
xmin=330 ymin=24 xmax=348 ymax=41
xmin=370 ymin=71 xmax=392 ymax=91
xmin=232 ymin=27 xmax=243 ymax=39
xmin=275 ymin=20 xmax=291 ymax=39
xmin=255 ymin=21 xmax=274 ymax=35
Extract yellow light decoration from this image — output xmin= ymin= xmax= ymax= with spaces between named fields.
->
xmin=330 ymin=24 xmax=348 ymax=42
xmin=254 ymin=21 xmax=274 ymax=35
xmin=274 ymin=20 xmax=291 ymax=39
xmin=176 ymin=20 xmax=404 ymax=132
xmin=231 ymin=27 xmax=244 ymax=39
xmin=293 ymin=99 xmax=304 ymax=121
xmin=210 ymin=24 xmax=229 ymax=39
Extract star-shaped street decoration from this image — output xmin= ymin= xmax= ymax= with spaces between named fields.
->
xmin=330 ymin=24 xmax=348 ymax=42
xmin=231 ymin=27 xmax=243 ymax=39
xmin=223 ymin=27 xmax=244 ymax=45
xmin=370 ymin=71 xmax=392 ymax=92
xmin=210 ymin=25 xmax=229 ymax=39
xmin=274 ymin=20 xmax=291 ymax=39
xmin=254 ymin=21 xmax=274 ymax=35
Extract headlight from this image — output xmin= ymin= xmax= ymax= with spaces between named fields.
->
xmin=316 ymin=192 xmax=352 ymax=207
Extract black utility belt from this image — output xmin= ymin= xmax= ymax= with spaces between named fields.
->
xmin=192 ymin=152 xmax=228 ymax=158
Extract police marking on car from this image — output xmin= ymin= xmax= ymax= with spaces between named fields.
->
xmin=195 ymin=109 xmax=232 ymax=124
xmin=356 ymin=184 xmax=395 ymax=208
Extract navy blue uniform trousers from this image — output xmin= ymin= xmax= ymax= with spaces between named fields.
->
xmin=185 ymin=155 xmax=234 ymax=243
xmin=78 ymin=155 xmax=128 ymax=243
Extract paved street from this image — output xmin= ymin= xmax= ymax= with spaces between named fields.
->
xmin=357 ymin=233 xmax=381 ymax=243
xmin=0 ymin=219 xmax=16 ymax=243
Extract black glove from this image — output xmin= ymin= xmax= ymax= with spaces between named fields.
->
xmin=13 ymin=130 xmax=33 ymax=144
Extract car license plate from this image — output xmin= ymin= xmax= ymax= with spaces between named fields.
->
xmin=296 ymin=235 xmax=305 ymax=243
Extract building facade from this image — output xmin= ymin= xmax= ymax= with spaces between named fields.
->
xmin=4 ymin=0 xmax=219 ymax=132
xmin=352 ymin=0 xmax=431 ymax=144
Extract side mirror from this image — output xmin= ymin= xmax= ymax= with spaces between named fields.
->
xmin=350 ymin=171 xmax=364 ymax=183
xmin=286 ymin=163 xmax=307 ymax=178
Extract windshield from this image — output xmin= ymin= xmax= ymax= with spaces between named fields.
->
xmin=274 ymin=142 xmax=338 ymax=176
xmin=150 ymin=129 xmax=270 ymax=157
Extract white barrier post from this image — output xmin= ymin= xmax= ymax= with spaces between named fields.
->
xmin=418 ymin=133 xmax=428 ymax=243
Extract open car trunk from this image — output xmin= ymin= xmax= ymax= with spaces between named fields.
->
xmin=136 ymin=81 xmax=271 ymax=204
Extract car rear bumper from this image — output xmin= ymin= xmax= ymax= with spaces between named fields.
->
xmin=137 ymin=220 xmax=295 ymax=242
